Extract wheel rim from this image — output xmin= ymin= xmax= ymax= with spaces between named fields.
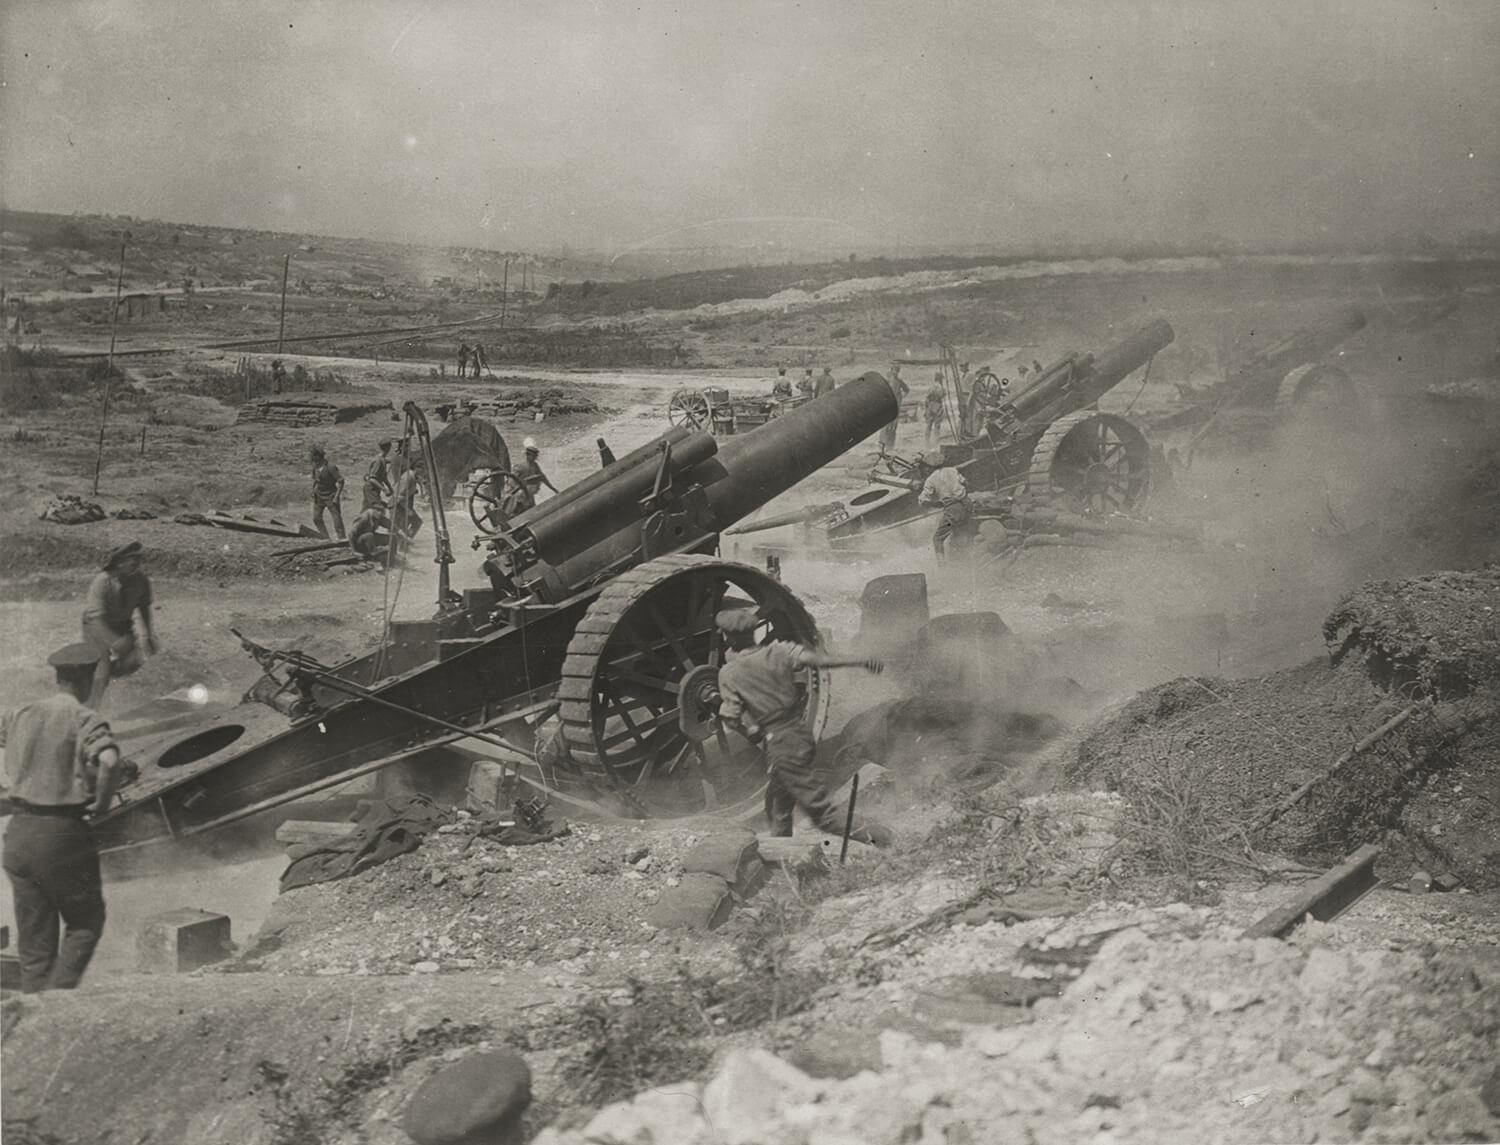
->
xmin=468 ymin=470 xmax=530 ymax=535
xmin=1029 ymin=412 xmax=1151 ymax=513
xmin=558 ymin=554 xmax=824 ymax=815
xmin=668 ymin=390 xmax=712 ymax=430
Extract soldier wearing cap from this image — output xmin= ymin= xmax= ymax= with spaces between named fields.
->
xmin=1 ymin=643 xmax=124 ymax=992
xmin=814 ymin=366 xmax=837 ymax=398
xmin=513 ymin=438 xmax=558 ymax=506
xmin=309 ymin=445 xmax=346 ymax=540
xmin=362 ymin=438 xmax=394 ymax=512
xmin=713 ymin=608 xmax=893 ymax=846
xmin=81 ymin=540 xmax=157 ymax=704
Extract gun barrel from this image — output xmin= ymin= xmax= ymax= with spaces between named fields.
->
xmin=725 ymin=501 xmax=845 ymax=535
xmin=1009 ymin=319 xmax=1175 ymax=424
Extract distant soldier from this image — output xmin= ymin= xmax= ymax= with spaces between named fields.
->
xmin=309 ymin=445 xmax=346 ymax=540
xmin=879 ymin=363 xmax=909 ymax=453
xmin=798 ymin=369 xmax=815 ymax=399
xmin=814 ymin=366 xmax=836 ymax=398
xmin=270 ymin=359 xmax=286 ymax=395
xmin=80 ymin=541 xmax=158 ymax=704
xmin=771 ymin=367 xmax=793 ymax=400
xmin=471 ymin=343 xmax=487 ymax=378
xmin=919 ymin=464 xmax=974 ymax=560
xmin=362 ymin=438 xmax=394 ymax=511
xmin=714 ymin=607 xmax=892 ymax=845
xmin=924 ymin=371 xmax=947 ymax=448
xmin=457 ymin=343 xmax=471 ymax=377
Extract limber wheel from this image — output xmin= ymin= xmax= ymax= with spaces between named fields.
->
xmin=467 ymin=469 xmax=530 ymax=535
xmin=1027 ymin=411 xmax=1152 ymax=513
xmin=667 ymin=389 xmax=712 ymax=430
xmin=557 ymin=553 xmax=828 ymax=816
xmin=1276 ymin=363 xmax=1356 ymax=418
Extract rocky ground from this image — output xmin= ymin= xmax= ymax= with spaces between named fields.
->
xmin=4 ymin=232 xmax=1500 ymax=1143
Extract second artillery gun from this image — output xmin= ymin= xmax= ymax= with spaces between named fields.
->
xmin=732 ymin=319 xmax=1176 ymax=545
xmin=91 ymin=376 xmax=900 ymax=851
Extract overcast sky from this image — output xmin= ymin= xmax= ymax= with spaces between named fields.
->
xmin=2 ymin=1 xmax=1496 ymax=256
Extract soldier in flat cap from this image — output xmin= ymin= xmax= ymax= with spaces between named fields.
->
xmin=81 ymin=540 xmax=158 ymax=705
xmin=1 ymin=643 xmax=125 ymax=992
xmin=713 ymin=608 xmax=893 ymax=846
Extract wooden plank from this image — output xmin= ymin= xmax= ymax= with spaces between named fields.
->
xmin=1241 ymin=844 xmax=1382 ymax=939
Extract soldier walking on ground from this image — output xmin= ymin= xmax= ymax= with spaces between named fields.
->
xmin=1 ymin=643 xmax=126 ymax=993
xmin=81 ymin=541 xmax=158 ymax=705
xmin=814 ymin=366 xmax=836 ymax=398
xmin=310 ymin=445 xmax=346 ymax=540
xmin=713 ymin=608 xmax=892 ymax=846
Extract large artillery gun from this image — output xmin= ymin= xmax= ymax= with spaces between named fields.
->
xmin=731 ymin=320 xmax=1175 ymax=545
xmin=92 ymin=377 xmax=899 ymax=851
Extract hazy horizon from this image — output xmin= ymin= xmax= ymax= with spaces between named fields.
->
xmin=3 ymin=2 xmax=1497 ymax=259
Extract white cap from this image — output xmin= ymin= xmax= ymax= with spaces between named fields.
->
xmin=523 ymin=437 xmax=538 ymax=451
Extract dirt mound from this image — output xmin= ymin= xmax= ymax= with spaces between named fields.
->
xmin=1069 ymin=571 xmax=1500 ymax=886
xmin=1324 ymin=567 xmax=1500 ymax=696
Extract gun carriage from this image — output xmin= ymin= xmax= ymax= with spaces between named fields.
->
xmin=93 ymin=377 xmax=898 ymax=850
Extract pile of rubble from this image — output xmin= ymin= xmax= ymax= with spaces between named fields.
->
xmin=235 ymin=397 xmax=393 ymax=426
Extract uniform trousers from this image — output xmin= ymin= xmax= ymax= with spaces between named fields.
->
xmin=3 ymin=811 xmax=105 ymax=993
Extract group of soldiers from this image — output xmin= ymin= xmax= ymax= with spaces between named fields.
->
xmin=770 ymin=365 xmax=839 ymax=402
xmin=2 ymin=538 xmax=161 ymax=992
xmin=456 ymin=343 xmax=488 ymax=379
xmin=309 ymin=437 xmax=424 ymax=562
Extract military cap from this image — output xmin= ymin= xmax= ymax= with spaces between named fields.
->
xmin=715 ymin=607 xmax=761 ymax=634
xmin=104 ymin=540 xmax=143 ymax=569
xmin=378 ymin=438 xmax=393 ymax=449
xmin=48 ymin=642 xmax=103 ymax=668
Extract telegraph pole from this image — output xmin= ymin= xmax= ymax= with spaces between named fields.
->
xmin=92 ymin=236 xmax=129 ymax=496
xmin=500 ymin=258 xmax=510 ymax=328
xmin=277 ymin=253 xmax=291 ymax=354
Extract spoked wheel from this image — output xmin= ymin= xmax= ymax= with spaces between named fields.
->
xmin=1027 ymin=411 xmax=1152 ymax=513
xmin=668 ymin=389 xmax=713 ymax=430
xmin=468 ymin=469 xmax=531 ymax=535
xmin=557 ymin=553 xmax=828 ymax=816
xmin=1276 ymin=363 xmax=1356 ymax=418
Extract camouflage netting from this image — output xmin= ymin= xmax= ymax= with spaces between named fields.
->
xmin=1069 ymin=570 xmax=1500 ymax=887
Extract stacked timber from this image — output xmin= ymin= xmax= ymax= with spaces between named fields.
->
xmin=236 ymin=398 xmax=393 ymax=427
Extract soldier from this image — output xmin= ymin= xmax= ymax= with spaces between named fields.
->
xmin=814 ymin=366 xmax=837 ymax=398
xmin=919 ymin=463 xmax=974 ymax=560
xmin=349 ymin=506 xmax=390 ymax=562
xmin=798 ymin=368 xmax=815 ymax=399
xmin=713 ymin=608 xmax=892 ymax=845
xmin=771 ymin=368 xmax=793 ymax=400
xmin=879 ymin=363 xmax=909 ymax=453
xmin=309 ymin=445 xmax=346 ymax=540
xmin=457 ymin=344 xmax=471 ymax=377
xmin=2 ymin=642 xmax=126 ymax=993
xmin=924 ymin=370 xmax=947 ymax=448
xmin=270 ymin=359 xmax=286 ymax=395
xmin=81 ymin=541 xmax=158 ymax=705
xmin=362 ymin=438 xmax=394 ymax=511
xmin=389 ymin=450 xmax=423 ymax=544
xmin=514 ymin=438 xmax=559 ymax=506
xmin=471 ymin=343 xmax=487 ymax=378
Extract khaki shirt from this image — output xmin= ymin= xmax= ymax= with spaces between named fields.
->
xmin=921 ymin=467 xmax=968 ymax=505
xmin=1 ymin=692 xmax=116 ymax=806
xmin=83 ymin=570 xmax=152 ymax=636
xmin=717 ymin=641 xmax=806 ymax=729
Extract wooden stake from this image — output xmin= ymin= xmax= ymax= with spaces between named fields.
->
xmin=92 ymin=237 xmax=128 ymax=497
xmin=277 ymin=253 xmax=291 ymax=354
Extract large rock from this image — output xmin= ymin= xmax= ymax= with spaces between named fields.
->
xmin=700 ymin=1049 xmax=822 ymax=1145
xmin=645 ymin=872 xmax=733 ymax=930
xmin=402 ymin=1049 xmax=531 ymax=1145
xmin=679 ymin=829 xmax=759 ymax=885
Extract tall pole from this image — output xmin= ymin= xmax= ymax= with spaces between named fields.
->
xmin=277 ymin=253 xmax=291 ymax=354
xmin=92 ymin=237 xmax=128 ymax=496
xmin=500 ymin=258 xmax=509 ymax=328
